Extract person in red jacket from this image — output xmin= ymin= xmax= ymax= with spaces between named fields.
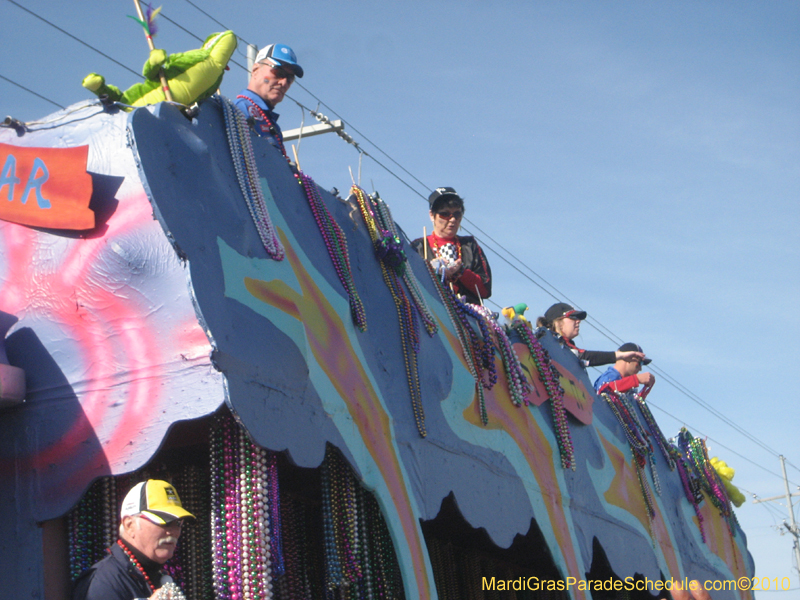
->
xmin=593 ymin=342 xmax=656 ymax=394
xmin=411 ymin=187 xmax=492 ymax=305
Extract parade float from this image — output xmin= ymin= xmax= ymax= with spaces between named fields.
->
xmin=0 ymin=34 xmax=753 ymax=600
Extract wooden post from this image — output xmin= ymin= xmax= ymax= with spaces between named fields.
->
xmin=133 ymin=0 xmax=173 ymax=102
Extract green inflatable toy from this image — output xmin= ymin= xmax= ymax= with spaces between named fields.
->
xmin=82 ymin=30 xmax=238 ymax=108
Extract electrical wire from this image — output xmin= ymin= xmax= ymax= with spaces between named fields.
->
xmin=0 ymin=74 xmax=64 ymax=109
xmin=4 ymin=0 xmax=142 ymax=80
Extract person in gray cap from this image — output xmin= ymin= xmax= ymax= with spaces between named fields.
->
xmin=594 ymin=342 xmax=656 ymax=394
xmin=411 ymin=186 xmax=492 ymax=305
xmin=536 ymin=302 xmax=645 ymax=368
xmin=235 ymin=43 xmax=304 ymax=153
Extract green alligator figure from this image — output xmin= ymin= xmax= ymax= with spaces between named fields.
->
xmin=82 ymin=30 xmax=237 ymax=108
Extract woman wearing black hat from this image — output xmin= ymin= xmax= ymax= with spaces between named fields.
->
xmin=536 ymin=302 xmax=645 ymax=368
xmin=411 ymin=187 xmax=492 ymax=305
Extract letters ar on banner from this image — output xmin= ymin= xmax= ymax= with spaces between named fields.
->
xmin=0 ymin=142 xmax=94 ymax=230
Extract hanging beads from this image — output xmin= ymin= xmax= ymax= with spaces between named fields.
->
xmin=320 ymin=447 xmax=405 ymax=600
xmin=676 ymin=429 xmax=740 ymax=536
xmin=635 ymin=386 xmax=676 ymax=470
xmin=602 ymin=390 xmax=658 ymax=521
xmin=423 ymin=260 xmax=490 ymax=425
xmin=513 ymin=321 xmax=575 ymax=470
xmin=371 ymin=192 xmax=438 ymax=336
xmin=220 ymin=97 xmax=285 ymax=261
xmin=299 ymin=173 xmax=368 ymax=332
xmin=210 ymin=412 xmax=282 ymax=600
xmin=351 ymin=185 xmax=427 ymax=436
xmin=465 ymin=303 xmax=531 ymax=406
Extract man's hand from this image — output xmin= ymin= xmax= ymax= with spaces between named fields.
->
xmin=637 ymin=372 xmax=655 ymax=386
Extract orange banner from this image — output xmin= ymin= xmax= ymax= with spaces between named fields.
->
xmin=0 ymin=142 xmax=94 ymax=230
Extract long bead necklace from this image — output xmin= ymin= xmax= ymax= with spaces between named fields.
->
xmin=371 ymin=191 xmax=437 ymax=337
xmin=299 ymin=173 xmax=367 ymax=332
xmin=210 ymin=412 xmax=280 ymax=600
xmin=172 ymin=464 xmax=213 ymax=600
xmin=351 ymin=186 xmax=426 ymax=436
xmin=677 ymin=429 xmax=739 ymax=535
xmin=321 ymin=451 xmax=345 ymax=590
xmin=451 ymin=296 xmax=490 ymax=424
xmin=424 ymin=260 xmax=488 ymax=424
xmin=469 ymin=303 xmax=531 ymax=406
xmin=602 ymin=391 xmax=657 ymax=518
xmin=235 ymin=95 xmax=289 ymax=159
xmin=673 ymin=441 xmax=706 ymax=542
xmin=512 ymin=321 xmax=575 ymax=470
xmin=220 ymin=96 xmax=285 ymax=261
xmin=458 ymin=301 xmax=498 ymax=392
xmin=634 ymin=385 xmax=676 ymax=470
xmin=117 ymin=540 xmax=157 ymax=593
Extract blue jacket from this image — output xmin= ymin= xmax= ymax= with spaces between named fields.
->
xmin=594 ymin=365 xmax=641 ymax=394
xmin=234 ymin=89 xmax=285 ymax=150
xmin=73 ymin=543 xmax=165 ymax=600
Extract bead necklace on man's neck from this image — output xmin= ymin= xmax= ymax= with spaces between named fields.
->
xmin=117 ymin=539 xmax=160 ymax=592
xmin=235 ymin=94 xmax=288 ymax=158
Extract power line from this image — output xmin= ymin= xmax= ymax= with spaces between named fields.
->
xmin=0 ymin=74 xmax=63 ymax=109
xmin=182 ymin=0 xmax=232 ymax=36
xmin=177 ymin=0 xmax=253 ymax=63
xmin=4 ymin=0 xmax=142 ymax=80
xmin=293 ymin=81 xmax=433 ymax=196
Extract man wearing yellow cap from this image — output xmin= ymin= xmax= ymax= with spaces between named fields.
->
xmin=73 ymin=479 xmax=195 ymax=600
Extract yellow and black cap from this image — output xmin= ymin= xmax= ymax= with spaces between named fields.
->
xmin=120 ymin=480 xmax=195 ymax=524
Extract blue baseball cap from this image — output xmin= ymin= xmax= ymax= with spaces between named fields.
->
xmin=255 ymin=43 xmax=304 ymax=78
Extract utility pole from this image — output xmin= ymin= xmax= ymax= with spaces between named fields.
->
xmin=753 ymin=455 xmax=800 ymax=582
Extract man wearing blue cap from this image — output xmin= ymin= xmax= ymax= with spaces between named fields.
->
xmin=235 ymin=44 xmax=304 ymax=153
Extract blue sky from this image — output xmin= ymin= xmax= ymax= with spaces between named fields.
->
xmin=2 ymin=0 xmax=799 ymax=593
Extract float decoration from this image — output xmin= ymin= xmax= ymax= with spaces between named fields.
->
xmin=470 ymin=303 xmax=531 ymax=407
xmin=82 ymin=31 xmax=237 ymax=108
xmin=1 ymin=93 xmax=755 ymax=600
xmin=711 ymin=457 xmax=746 ymax=508
xmin=677 ymin=429 xmax=741 ymax=535
xmin=635 ymin=384 xmax=677 ymax=470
